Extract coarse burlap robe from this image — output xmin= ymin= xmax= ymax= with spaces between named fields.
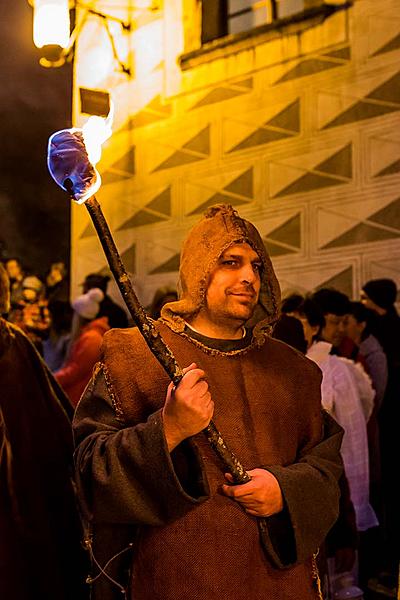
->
xmin=97 ymin=321 xmax=342 ymax=600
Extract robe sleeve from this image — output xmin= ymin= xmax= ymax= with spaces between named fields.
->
xmin=73 ymin=363 xmax=210 ymax=526
xmin=259 ymin=410 xmax=344 ymax=568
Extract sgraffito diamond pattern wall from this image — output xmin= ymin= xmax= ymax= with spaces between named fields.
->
xmin=71 ymin=0 xmax=400 ymax=308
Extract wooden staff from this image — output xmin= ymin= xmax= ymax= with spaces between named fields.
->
xmin=75 ymin=190 xmax=250 ymax=485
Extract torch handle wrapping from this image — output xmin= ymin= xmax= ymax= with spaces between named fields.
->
xmin=85 ymin=196 xmax=250 ymax=484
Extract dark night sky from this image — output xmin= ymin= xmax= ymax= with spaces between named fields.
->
xmin=0 ymin=1 xmax=73 ymax=277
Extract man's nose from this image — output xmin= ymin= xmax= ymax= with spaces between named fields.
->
xmin=240 ymin=263 xmax=256 ymax=284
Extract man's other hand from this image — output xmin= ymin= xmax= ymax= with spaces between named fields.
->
xmin=221 ymin=468 xmax=283 ymax=517
xmin=162 ymin=363 xmax=214 ymax=452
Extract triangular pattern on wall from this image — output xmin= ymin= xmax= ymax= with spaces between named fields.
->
xmin=120 ymin=244 xmax=136 ymax=274
xmin=322 ymin=223 xmax=400 ymax=249
xmin=228 ymin=100 xmax=300 ymax=153
xmin=153 ymin=126 xmax=210 ymax=172
xmin=146 ymin=187 xmax=171 ymax=215
xmin=150 ymin=253 xmax=180 ymax=275
xmin=123 ymin=96 xmax=172 ymax=129
xmin=118 ymin=211 xmax=167 ymax=229
xmin=316 ymin=266 xmax=353 ymax=298
xmin=101 ymin=147 xmax=135 ymax=184
xmin=367 ymin=72 xmax=400 ymax=102
xmin=375 ymin=159 xmax=400 ymax=177
xmin=264 ymin=240 xmax=297 ymax=257
xmin=190 ymin=77 xmax=253 ymax=110
xmin=101 ymin=171 xmax=131 ymax=185
xmin=183 ymin=127 xmax=210 ymax=153
xmin=323 ymin=46 xmax=351 ymax=60
xmin=235 ymin=78 xmax=253 ymax=89
xmin=187 ymin=168 xmax=254 ymax=216
xmin=275 ymin=45 xmax=350 ymax=84
xmin=322 ymin=72 xmax=400 ymax=129
xmin=267 ymin=213 xmax=301 ymax=248
xmin=191 ymin=88 xmax=246 ymax=109
xmin=262 ymin=214 xmax=301 ymax=256
xmin=321 ymin=197 xmax=400 ymax=249
xmin=274 ymin=144 xmax=352 ymax=198
xmin=224 ymin=169 xmax=253 ymax=197
xmin=275 ymin=59 xmax=341 ymax=84
xmin=188 ymin=194 xmax=249 ymax=216
xmin=369 ymin=258 xmax=400 ymax=282
xmin=80 ymin=221 xmax=96 ymax=239
xmin=372 ymin=33 xmax=400 ymax=57
xmin=117 ymin=187 xmax=171 ymax=231
xmin=370 ymin=197 xmax=400 ymax=229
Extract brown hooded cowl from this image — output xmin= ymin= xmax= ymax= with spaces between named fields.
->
xmin=73 ymin=205 xmax=343 ymax=600
xmin=161 ymin=204 xmax=281 ymax=338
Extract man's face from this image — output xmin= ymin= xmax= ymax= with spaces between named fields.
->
xmin=321 ymin=313 xmax=347 ymax=347
xmin=204 ymin=243 xmax=262 ymax=325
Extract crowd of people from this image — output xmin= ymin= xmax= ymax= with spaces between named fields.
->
xmin=274 ymin=286 xmax=399 ymax=597
xmin=0 ymin=205 xmax=399 ymax=599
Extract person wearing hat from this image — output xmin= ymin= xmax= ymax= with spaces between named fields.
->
xmin=55 ymin=288 xmax=110 ymax=407
xmin=360 ymin=279 xmax=400 ymax=591
xmin=8 ymin=274 xmax=50 ymax=353
xmin=73 ymin=204 xmax=344 ymax=600
xmin=82 ymin=273 xmax=129 ymax=329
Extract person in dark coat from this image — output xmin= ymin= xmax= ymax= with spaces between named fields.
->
xmin=360 ymin=278 xmax=400 ymax=589
xmin=82 ymin=273 xmax=129 ymax=329
xmin=0 ymin=263 xmax=88 ymax=600
xmin=73 ymin=204 xmax=344 ymax=600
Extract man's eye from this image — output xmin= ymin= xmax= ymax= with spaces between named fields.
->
xmin=253 ymin=263 xmax=262 ymax=272
xmin=222 ymin=260 xmax=237 ymax=266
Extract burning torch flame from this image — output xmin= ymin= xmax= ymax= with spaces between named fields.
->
xmin=82 ymin=102 xmax=114 ymax=167
xmin=47 ymin=101 xmax=114 ymax=204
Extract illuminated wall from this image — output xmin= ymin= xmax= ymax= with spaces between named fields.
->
xmin=71 ymin=0 xmax=400 ymax=307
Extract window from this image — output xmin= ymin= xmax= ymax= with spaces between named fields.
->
xmin=202 ymin=0 xmax=310 ymax=43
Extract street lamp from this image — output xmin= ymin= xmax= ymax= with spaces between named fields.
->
xmin=32 ymin=0 xmax=71 ymax=66
xmin=29 ymin=0 xmax=160 ymax=71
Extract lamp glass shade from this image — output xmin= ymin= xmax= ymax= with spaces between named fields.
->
xmin=33 ymin=0 xmax=70 ymax=49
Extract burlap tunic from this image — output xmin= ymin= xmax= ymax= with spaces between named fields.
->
xmin=74 ymin=322 xmax=343 ymax=600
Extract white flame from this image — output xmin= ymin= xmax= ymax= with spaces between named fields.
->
xmin=82 ymin=101 xmax=114 ymax=166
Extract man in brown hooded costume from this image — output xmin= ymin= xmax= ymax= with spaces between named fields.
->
xmin=74 ymin=204 xmax=343 ymax=600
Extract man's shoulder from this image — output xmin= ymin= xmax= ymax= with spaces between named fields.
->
xmin=103 ymin=325 xmax=143 ymax=349
xmin=102 ymin=323 xmax=176 ymax=361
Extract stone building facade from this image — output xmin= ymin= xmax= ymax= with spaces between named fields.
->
xmin=71 ymin=0 xmax=400 ymax=308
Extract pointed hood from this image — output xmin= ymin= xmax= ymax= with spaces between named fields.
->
xmin=161 ymin=204 xmax=281 ymax=342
